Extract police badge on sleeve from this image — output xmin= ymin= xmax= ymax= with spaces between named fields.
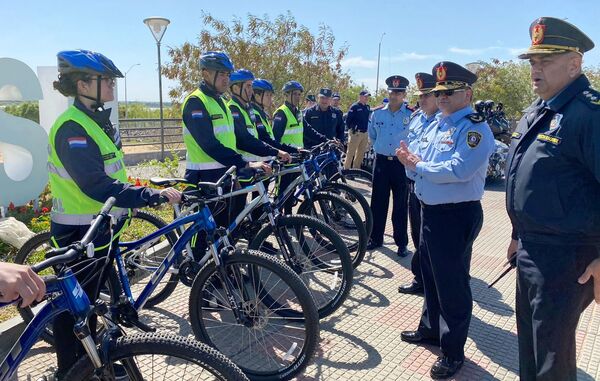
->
xmin=549 ymin=113 xmax=562 ymax=130
xmin=467 ymin=131 xmax=482 ymax=148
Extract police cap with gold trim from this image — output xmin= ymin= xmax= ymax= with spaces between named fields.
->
xmin=385 ymin=75 xmax=409 ymax=91
xmin=414 ymin=72 xmax=436 ymax=95
xmin=518 ymin=17 xmax=594 ymax=59
xmin=431 ymin=61 xmax=477 ymax=91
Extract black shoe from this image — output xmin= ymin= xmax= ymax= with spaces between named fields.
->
xmin=397 ymin=247 xmax=413 ymax=257
xmin=400 ymin=330 xmax=440 ymax=346
xmin=430 ymin=356 xmax=464 ymax=379
xmin=366 ymin=240 xmax=382 ymax=250
xmin=398 ymin=282 xmax=424 ymax=295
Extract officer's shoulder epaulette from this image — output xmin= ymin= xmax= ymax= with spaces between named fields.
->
xmin=578 ymin=87 xmax=600 ymax=109
xmin=406 ymin=105 xmax=415 ymax=112
xmin=409 ymin=109 xmax=420 ymax=121
xmin=465 ymin=113 xmax=485 ymax=124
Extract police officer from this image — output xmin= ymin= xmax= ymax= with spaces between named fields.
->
xmin=182 ymin=52 xmax=269 ymax=182
xmin=397 ymin=61 xmax=494 ymax=379
xmin=303 ymin=87 xmax=345 ymax=147
xmin=344 ymin=90 xmax=371 ymax=169
xmin=506 ymin=17 xmax=600 ymax=380
xmin=367 ymin=76 xmax=412 ymax=257
xmin=48 ymin=49 xmax=181 ymax=379
xmin=331 ymin=92 xmax=341 ymax=110
xmin=251 ymin=78 xmax=299 ymax=156
xmin=397 ymin=72 xmax=439 ymax=296
xmin=273 ymin=81 xmax=327 ymax=213
xmin=273 ymin=81 xmax=328 ymax=149
xmin=304 ymin=94 xmax=316 ymax=110
xmin=182 ymin=52 xmax=269 ymax=233
xmin=227 ymin=69 xmax=289 ymax=163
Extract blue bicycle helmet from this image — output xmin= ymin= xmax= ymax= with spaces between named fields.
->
xmin=282 ymin=81 xmax=304 ymax=93
xmin=199 ymin=51 xmax=234 ymax=72
xmin=252 ymin=78 xmax=274 ymax=92
xmin=229 ymin=69 xmax=255 ymax=85
xmin=57 ymin=50 xmax=123 ymax=78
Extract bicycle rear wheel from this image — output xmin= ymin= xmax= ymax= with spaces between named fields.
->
xmin=249 ymin=214 xmax=353 ymax=318
xmin=298 ymin=192 xmax=367 ymax=268
xmin=189 ymin=249 xmax=319 ymax=381
xmin=63 ymin=332 xmax=249 ymax=381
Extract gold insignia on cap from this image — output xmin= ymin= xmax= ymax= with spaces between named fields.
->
xmin=393 ymin=78 xmax=400 ymax=88
xmin=416 ymin=76 xmax=424 ymax=89
xmin=532 ymin=23 xmax=546 ymax=45
xmin=437 ymin=65 xmax=447 ymax=81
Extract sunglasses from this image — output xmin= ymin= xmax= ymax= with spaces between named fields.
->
xmin=433 ymin=89 xmax=466 ymax=97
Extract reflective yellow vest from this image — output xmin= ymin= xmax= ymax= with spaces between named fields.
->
xmin=48 ymin=105 xmax=129 ymax=226
xmin=227 ymin=98 xmax=261 ymax=162
xmin=182 ymin=89 xmax=237 ymax=170
xmin=275 ymin=104 xmax=303 ymax=148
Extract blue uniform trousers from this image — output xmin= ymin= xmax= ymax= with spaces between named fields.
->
xmin=516 ymin=241 xmax=596 ymax=381
xmin=418 ymin=200 xmax=483 ymax=360
xmin=369 ymin=154 xmax=409 ymax=247
xmin=407 ymin=180 xmax=422 ymax=286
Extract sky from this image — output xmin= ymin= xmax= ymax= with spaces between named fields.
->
xmin=4 ymin=0 xmax=600 ymax=102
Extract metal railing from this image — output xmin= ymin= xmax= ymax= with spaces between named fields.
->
xmin=119 ymin=118 xmax=184 ymax=156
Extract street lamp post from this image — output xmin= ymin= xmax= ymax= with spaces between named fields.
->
xmin=124 ymin=63 xmax=140 ymax=119
xmin=143 ymin=16 xmax=170 ymax=160
xmin=375 ymin=32 xmax=385 ymax=97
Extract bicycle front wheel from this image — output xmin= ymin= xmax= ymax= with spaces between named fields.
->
xmin=62 ymin=332 xmax=249 ymax=381
xmin=189 ymin=249 xmax=319 ymax=381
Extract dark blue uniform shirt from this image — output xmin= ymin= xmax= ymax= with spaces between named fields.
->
xmin=302 ymin=104 xmax=345 ymax=145
xmin=506 ymin=75 xmax=600 ymax=245
xmin=346 ymin=102 xmax=371 ymax=132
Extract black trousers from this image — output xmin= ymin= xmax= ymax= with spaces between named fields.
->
xmin=516 ymin=241 xmax=596 ymax=381
xmin=407 ymin=180 xmax=422 ymax=286
xmin=418 ymin=201 xmax=483 ymax=360
xmin=185 ymin=168 xmax=245 ymax=257
xmin=50 ymin=220 xmax=125 ymax=377
xmin=369 ymin=154 xmax=408 ymax=247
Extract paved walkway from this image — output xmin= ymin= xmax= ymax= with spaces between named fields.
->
xmin=6 ymin=181 xmax=600 ymax=380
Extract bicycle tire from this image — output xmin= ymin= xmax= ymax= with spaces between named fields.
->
xmin=62 ymin=332 xmax=249 ymax=381
xmin=298 ymin=192 xmax=367 ymax=268
xmin=322 ymin=182 xmax=373 ymax=238
xmin=249 ymin=214 xmax=353 ymax=318
xmin=189 ymin=249 xmax=319 ymax=381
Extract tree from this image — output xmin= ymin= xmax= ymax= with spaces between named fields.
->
xmin=3 ymin=102 xmax=40 ymax=123
xmin=162 ymin=11 xmax=352 ymax=114
xmin=471 ymin=59 xmax=535 ymax=120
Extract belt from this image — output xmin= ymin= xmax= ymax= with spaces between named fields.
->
xmin=376 ymin=154 xmax=398 ymax=161
xmin=420 ymin=200 xmax=480 ymax=210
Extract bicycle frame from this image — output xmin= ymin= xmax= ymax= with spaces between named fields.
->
xmin=115 ymin=206 xmax=220 ymax=310
xmin=0 ymin=270 xmax=97 ymax=381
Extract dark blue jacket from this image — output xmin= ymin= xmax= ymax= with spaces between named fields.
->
xmin=506 ymin=75 xmax=600 ymax=245
xmin=345 ymin=102 xmax=370 ymax=132
xmin=303 ymin=104 xmax=345 ymax=146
